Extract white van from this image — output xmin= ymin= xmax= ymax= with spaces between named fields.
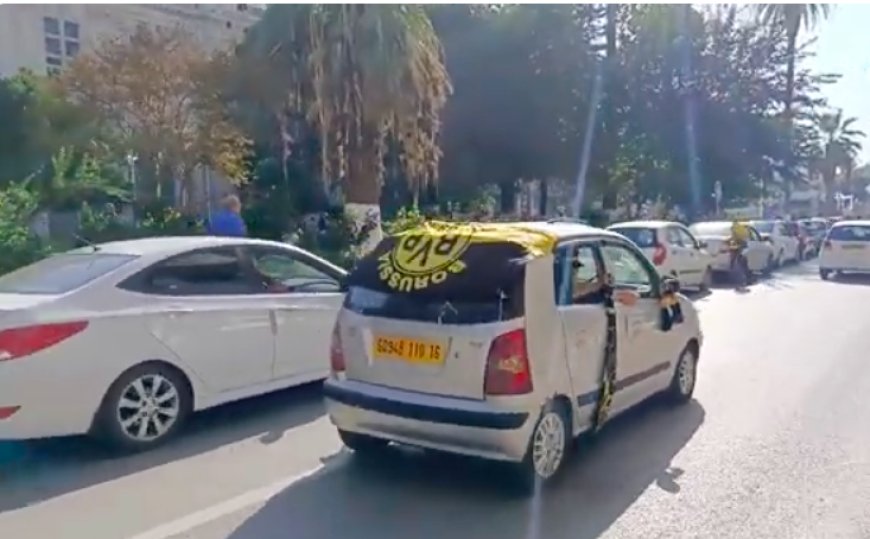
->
xmin=324 ymin=221 xmax=703 ymax=491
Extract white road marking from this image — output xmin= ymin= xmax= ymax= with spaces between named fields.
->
xmin=125 ymin=463 xmax=326 ymax=539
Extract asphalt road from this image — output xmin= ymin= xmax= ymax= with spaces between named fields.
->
xmin=2 ymin=261 xmax=870 ymax=539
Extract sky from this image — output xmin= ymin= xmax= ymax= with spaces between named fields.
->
xmin=807 ymin=3 xmax=870 ymax=164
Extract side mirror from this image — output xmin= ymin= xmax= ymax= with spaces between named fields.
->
xmin=697 ymin=240 xmax=708 ymax=249
xmin=662 ymin=276 xmax=681 ymax=295
xmin=759 ymin=234 xmax=772 ymax=242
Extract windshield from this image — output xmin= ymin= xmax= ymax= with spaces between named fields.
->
xmin=0 ymin=253 xmax=137 ymax=295
xmin=344 ymin=285 xmax=523 ymax=324
xmin=610 ymin=227 xmax=657 ymax=248
xmin=829 ymin=225 xmax=870 ymax=241
xmin=751 ymin=221 xmax=775 ymax=234
xmin=689 ymin=222 xmax=731 ymax=237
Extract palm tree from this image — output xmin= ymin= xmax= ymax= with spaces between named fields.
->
xmin=240 ymin=5 xmax=451 ymax=250
xmin=757 ymin=4 xmax=830 ymax=122
xmin=817 ymin=110 xmax=865 ymax=214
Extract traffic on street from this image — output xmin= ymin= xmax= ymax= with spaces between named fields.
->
xmin=2 ymin=256 xmax=870 ymax=539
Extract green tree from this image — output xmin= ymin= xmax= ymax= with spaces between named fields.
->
xmin=817 ymin=110 xmax=865 ymax=214
xmin=239 ymin=5 xmax=451 ymax=248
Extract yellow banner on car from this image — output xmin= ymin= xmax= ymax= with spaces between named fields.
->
xmin=350 ymin=221 xmax=558 ymax=294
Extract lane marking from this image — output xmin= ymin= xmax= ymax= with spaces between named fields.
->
xmin=125 ymin=463 xmax=327 ymax=539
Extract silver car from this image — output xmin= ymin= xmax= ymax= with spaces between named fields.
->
xmin=324 ymin=221 xmax=703 ymax=492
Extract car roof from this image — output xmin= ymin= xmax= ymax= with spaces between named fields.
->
xmin=507 ymin=220 xmax=625 ymax=241
xmin=832 ymin=219 xmax=870 ymax=227
xmin=71 ymin=236 xmax=297 ymax=257
xmin=609 ymin=220 xmax=678 ymax=229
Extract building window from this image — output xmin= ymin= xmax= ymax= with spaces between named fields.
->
xmin=237 ymin=4 xmax=248 ymax=11
xmin=63 ymin=21 xmax=79 ymax=40
xmin=43 ymin=16 xmax=60 ymax=36
xmin=46 ymin=56 xmax=63 ymax=66
xmin=45 ymin=36 xmax=62 ymax=55
xmin=47 ymin=66 xmax=61 ymax=77
xmin=65 ymin=40 xmax=80 ymax=57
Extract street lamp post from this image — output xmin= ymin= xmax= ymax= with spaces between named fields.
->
xmin=126 ymin=152 xmax=138 ymax=220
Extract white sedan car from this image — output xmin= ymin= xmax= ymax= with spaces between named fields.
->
xmin=689 ymin=221 xmax=777 ymax=275
xmin=0 ymin=236 xmax=346 ymax=451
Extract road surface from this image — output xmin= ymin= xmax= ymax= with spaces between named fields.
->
xmin=2 ymin=262 xmax=870 ymax=539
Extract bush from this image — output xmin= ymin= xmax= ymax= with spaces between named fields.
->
xmin=78 ymin=202 xmax=204 ymax=246
xmin=0 ymin=183 xmax=51 ymax=275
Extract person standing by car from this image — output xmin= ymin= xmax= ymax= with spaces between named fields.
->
xmin=207 ymin=194 xmax=247 ymax=237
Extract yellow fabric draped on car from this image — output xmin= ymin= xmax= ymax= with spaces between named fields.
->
xmin=392 ymin=221 xmax=559 ymax=258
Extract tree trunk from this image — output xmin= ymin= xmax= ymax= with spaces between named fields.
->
xmin=345 ymin=142 xmax=383 ymax=254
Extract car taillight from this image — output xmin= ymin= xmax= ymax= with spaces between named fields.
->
xmin=484 ymin=329 xmax=532 ymax=395
xmin=652 ymin=244 xmax=667 ymax=266
xmin=329 ymin=321 xmax=346 ymax=374
xmin=0 ymin=321 xmax=88 ymax=362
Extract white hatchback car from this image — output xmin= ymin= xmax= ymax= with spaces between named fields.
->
xmin=608 ymin=220 xmax=714 ymax=291
xmin=324 ymin=221 xmax=702 ymax=491
xmin=0 ymin=237 xmax=346 ymax=451
xmin=819 ymin=220 xmax=870 ymax=279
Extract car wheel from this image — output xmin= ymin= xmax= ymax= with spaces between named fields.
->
xmin=820 ymin=269 xmax=831 ymax=280
xmin=339 ymin=429 xmax=389 ymax=455
xmin=666 ymin=345 xmax=698 ymax=404
xmin=699 ymin=267 xmax=713 ymax=292
xmin=512 ymin=401 xmax=570 ymax=495
xmin=762 ymin=254 xmax=775 ymax=276
xmin=94 ymin=363 xmax=192 ymax=453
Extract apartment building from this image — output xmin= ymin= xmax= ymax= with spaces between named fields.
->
xmin=0 ymin=4 xmax=263 ymax=77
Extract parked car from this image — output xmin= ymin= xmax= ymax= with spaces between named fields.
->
xmin=748 ymin=220 xmax=800 ymax=265
xmin=689 ymin=221 xmax=777 ymax=275
xmin=819 ymin=220 xmax=870 ymax=280
xmin=608 ymin=220 xmax=714 ymax=291
xmin=324 ymin=221 xmax=702 ymax=492
xmin=0 ymin=237 xmax=347 ymax=451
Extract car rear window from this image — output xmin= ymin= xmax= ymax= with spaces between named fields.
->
xmin=345 ymin=285 xmax=524 ymax=324
xmin=829 ymin=225 xmax=870 ymax=241
xmin=610 ymin=227 xmax=657 ymax=248
xmin=0 ymin=253 xmax=137 ymax=294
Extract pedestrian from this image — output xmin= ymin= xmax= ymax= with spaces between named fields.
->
xmin=207 ymin=194 xmax=247 ymax=237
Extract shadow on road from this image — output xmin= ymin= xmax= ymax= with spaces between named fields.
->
xmin=0 ymin=381 xmax=326 ymax=512
xmin=826 ymin=273 xmax=870 ymax=287
xmin=229 ymin=399 xmax=705 ymax=539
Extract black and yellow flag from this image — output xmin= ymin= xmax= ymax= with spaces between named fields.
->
xmin=348 ymin=221 xmax=558 ymax=297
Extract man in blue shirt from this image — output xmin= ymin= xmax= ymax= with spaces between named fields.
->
xmin=207 ymin=194 xmax=247 ymax=237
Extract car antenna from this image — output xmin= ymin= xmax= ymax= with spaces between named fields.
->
xmin=74 ymin=233 xmax=101 ymax=252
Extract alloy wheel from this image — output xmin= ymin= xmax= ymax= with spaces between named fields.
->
xmin=116 ymin=374 xmax=181 ymax=442
xmin=532 ymin=412 xmax=566 ymax=479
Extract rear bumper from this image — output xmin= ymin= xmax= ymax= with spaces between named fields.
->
xmin=324 ymin=379 xmax=535 ymax=462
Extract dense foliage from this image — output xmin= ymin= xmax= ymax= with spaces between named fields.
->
xmin=0 ymin=3 xmax=864 ymax=274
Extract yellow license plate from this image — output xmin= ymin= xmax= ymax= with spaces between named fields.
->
xmin=372 ymin=336 xmax=446 ymax=365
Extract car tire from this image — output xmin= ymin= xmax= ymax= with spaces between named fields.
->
xmin=762 ymin=254 xmax=775 ymax=277
xmin=666 ymin=345 xmax=698 ymax=405
xmin=511 ymin=400 xmax=571 ymax=495
xmin=93 ymin=362 xmax=192 ymax=453
xmin=699 ymin=267 xmax=713 ymax=292
xmin=820 ymin=269 xmax=831 ymax=280
xmin=339 ymin=429 xmax=389 ymax=455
